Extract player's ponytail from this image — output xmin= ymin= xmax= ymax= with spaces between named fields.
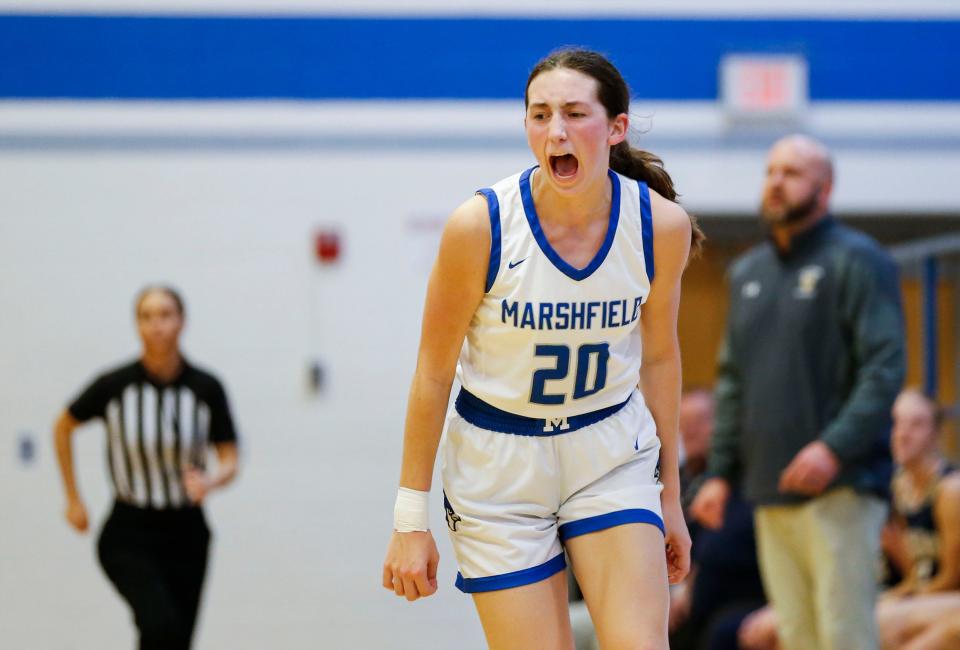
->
xmin=609 ymin=143 xmax=675 ymax=200
xmin=526 ymin=47 xmax=705 ymax=259
xmin=610 ymin=142 xmax=705 ymax=258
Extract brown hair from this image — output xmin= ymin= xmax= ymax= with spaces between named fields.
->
xmin=525 ymin=48 xmax=705 ymax=258
xmin=135 ymin=285 xmax=185 ymax=318
xmin=901 ymin=387 xmax=945 ymax=431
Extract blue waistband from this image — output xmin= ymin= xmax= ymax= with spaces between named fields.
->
xmin=454 ymin=388 xmax=632 ymax=436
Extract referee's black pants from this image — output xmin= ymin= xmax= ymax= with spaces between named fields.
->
xmin=98 ymin=501 xmax=211 ymax=650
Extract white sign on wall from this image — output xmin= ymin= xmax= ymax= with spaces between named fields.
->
xmin=721 ymin=54 xmax=809 ymax=121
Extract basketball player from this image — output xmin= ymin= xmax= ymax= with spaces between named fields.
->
xmin=878 ymin=389 xmax=960 ymax=648
xmin=53 ymin=286 xmax=239 ymax=650
xmin=382 ymin=48 xmax=701 ymax=649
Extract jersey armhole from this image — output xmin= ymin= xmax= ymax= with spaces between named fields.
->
xmin=637 ymin=180 xmax=655 ymax=282
xmin=476 ymin=188 xmax=501 ymax=293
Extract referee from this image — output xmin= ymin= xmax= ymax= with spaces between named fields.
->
xmin=54 ymin=286 xmax=240 ymax=650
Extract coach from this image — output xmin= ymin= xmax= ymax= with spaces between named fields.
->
xmin=691 ymin=135 xmax=905 ymax=650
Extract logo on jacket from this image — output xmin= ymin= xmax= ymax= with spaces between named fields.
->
xmin=795 ymin=265 xmax=825 ymax=299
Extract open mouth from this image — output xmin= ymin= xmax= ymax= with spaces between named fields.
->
xmin=549 ymin=154 xmax=579 ymax=179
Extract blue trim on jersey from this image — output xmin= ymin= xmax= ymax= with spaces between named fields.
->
xmin=477 ymin=188 xmax=502 ymax=293
xmin=455 ymin=388 xmax=631 ymax=436
xmin=455 ymin=552 xmax=566 ymax=593
xmin=518 ymin=167 xmax=621 ymax=282
xmin=638 ymin=181 xmax=655 ymax=282
xmin=558 ymin=509 xmax=665 ymax=541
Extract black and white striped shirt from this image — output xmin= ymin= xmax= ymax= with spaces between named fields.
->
xmin=69 ymin=359 xmax=238 ymax=510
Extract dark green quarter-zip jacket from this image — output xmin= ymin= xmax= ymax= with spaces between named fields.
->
xmin=707 ymin=218 xmax=906 ymax=506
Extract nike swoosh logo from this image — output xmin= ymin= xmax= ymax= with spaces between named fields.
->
xmin=508 ymin=258 xmax=527 ymax=269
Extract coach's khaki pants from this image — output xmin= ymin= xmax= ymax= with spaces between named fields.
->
xmin=755 ymin=488 xmax=887 ymax=650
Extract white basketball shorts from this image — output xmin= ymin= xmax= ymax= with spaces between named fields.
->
xmin=440 ymin=388 xmax=663 ymax=593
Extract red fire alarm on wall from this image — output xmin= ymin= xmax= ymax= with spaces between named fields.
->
xmin=315 ymin=229 xmax=341 ymax=264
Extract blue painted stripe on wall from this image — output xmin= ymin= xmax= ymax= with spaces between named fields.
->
xmin=1 ymin=15 xmax=958 ymax=100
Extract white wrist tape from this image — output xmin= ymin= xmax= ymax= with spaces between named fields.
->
xmin=393 ymin=487 xmax=430 ymax=532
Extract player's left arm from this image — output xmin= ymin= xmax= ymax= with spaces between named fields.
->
xmin=920 ymin=473 xmax=960 ymax=593
xmin=640 ymin=190 xmax=692 ymax=584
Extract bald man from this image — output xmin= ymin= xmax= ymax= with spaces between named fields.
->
xmin=691 ymin=135 xmax=905 ymax=650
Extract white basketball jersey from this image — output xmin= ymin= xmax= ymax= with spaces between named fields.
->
xmin=458 ymin=166 xmax=655 ymax=419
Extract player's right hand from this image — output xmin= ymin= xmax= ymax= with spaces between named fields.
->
xmin=382 ymin=530 xmax=440 ymax=602
xmin=65 ymin=497 xmax=89 ymax=533
xmin=689 ymin=477 xmax=730 ymax=530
